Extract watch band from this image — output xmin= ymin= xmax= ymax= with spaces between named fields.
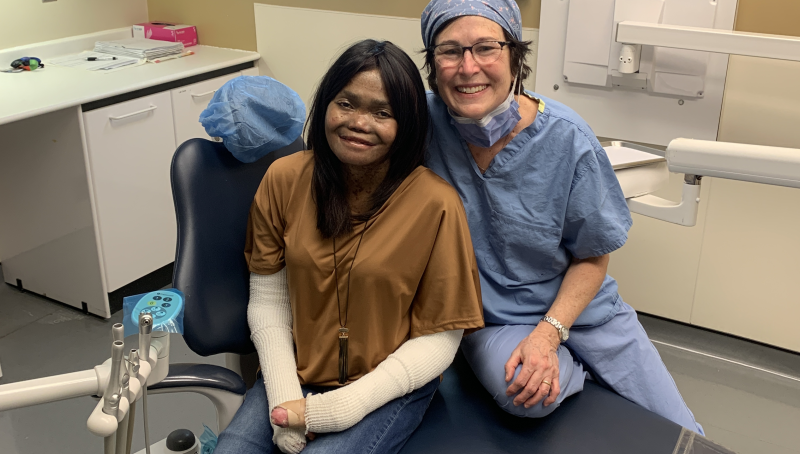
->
xmin=541 ymin=316 xmax=568 ymax=342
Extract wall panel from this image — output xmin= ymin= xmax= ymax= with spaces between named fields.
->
xmin=608 ymin=174 xmax=712 ymax=323
xmin=735 ymin=0 xmax=800 ymax=37
xmin=146 ymin=0 xmax=541 ymax=51
xmin=690 ymin=55 xmax=800 ymax=350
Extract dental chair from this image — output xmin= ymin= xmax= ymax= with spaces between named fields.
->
xmin=3 ymin=131 xmax=760 ymax=453
xmin=152 ymin=136 xmax=306 ymax=432
xmin=165 ymin=137 xmax=732 ymax=454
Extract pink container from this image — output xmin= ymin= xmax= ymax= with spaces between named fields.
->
xmin=132 ymin=22 xmax=198 ymax=47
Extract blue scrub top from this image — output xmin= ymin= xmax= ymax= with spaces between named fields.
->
xmin=426 ymin=91 xmax=632 ymax=327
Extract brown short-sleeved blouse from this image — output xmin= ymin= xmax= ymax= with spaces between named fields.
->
xmin=245 ymin=151 xmax=483 ymax=386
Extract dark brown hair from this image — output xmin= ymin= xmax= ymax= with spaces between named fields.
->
xmin=306 ymin=40 xmax=429 ymax=239
xmin=422 ymin=20 xmax=533 ymax=95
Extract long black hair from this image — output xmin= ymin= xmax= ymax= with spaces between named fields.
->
xmin=306 ymin=39 xmax=429 ymax=239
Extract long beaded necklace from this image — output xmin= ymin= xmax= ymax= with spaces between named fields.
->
xmin=331 ymin=221 xmax=369 ymax=384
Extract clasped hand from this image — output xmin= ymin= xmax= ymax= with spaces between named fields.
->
xmin=272 ymin=398 xmax=316 ymax=440
xmin=504 ymin=325 xmax=561 ymax=408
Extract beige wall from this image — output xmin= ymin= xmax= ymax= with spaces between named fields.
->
xmin=690 ymin=4 xmax=800 ymax=350
xmin=735 ymin=0 xmax=800 ymax=36
xmin=0 ymin=0 xmax=147 ymax=50
xmin=146 ymin=0 xmax=541 ymax=51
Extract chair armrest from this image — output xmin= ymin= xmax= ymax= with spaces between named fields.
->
xmin=149 ymin=363 xmax=246 ymax=395
xmin=147 ymin=363 xmax=246 ymax=431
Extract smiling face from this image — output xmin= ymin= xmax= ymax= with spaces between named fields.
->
xmin=325 ymin=69 xmax=398 ymax=169
xmin=434 ymin=16 xmax=514 ymax=120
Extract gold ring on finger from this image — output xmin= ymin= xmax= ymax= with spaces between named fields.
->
xmin=541 ymin=380 xmax=551 ymax=387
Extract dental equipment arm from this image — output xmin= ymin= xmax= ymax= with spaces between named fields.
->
xmin=614 ymin=21 xmax=800 ymax=75
xmin=0 ymin=319 xmax=165 ymax=443
xmin=0 ymin=326 xmax=159 ymax=411
xmin=667 ymin=139 xmax=800 ymax=189
xmin=616 ymin=22 xmax=800 ymax=65
xmin=627 ymin=139 xmax=800 ymax=226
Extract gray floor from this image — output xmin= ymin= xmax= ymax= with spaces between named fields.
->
xmin=1 ymin=265 xmax=799 ymax=454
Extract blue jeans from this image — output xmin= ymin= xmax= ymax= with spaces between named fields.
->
xmin=461 ymin=300 xmax=704 ymax=435
xmin=215 ymin=376 xmax=440 ymax=454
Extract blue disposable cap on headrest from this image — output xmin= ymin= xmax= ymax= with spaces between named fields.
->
xmin=199 ymin=76 xmax=306 ymax=163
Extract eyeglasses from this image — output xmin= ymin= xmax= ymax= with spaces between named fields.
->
xmin=431 ymin=41 xmax=513 ymax=68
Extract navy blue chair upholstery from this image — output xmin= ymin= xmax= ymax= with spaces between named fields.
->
xmin=167 ymin=137 xmax=695 ymax=453
xmin=171 ymin=137 xmax=304 ymax=357
xmin=401 ymin=350 xmax=683 ymax=454
xmin=153 ymin=137 xmax=303 ymax=399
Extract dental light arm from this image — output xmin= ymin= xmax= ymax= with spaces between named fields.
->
xmin=614 ymin=20 xmax=800 ymax=75
xmin=667 ymin=139 xmax=800 ymax=189
xmin=616 ymin=22 xmax=800 ymax=67
xmin=627 ymin=139 xmax=800 ymax=226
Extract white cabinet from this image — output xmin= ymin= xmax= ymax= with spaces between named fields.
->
xmin=171 ymin=73 xmax=241 ymax=146
xmin=0 ymin=33 xmax=260 ymax=318
xmin=83 ymin=92 xmax=177 ymax=292
xmin=82 ymin=68 xmax=255 ymax=295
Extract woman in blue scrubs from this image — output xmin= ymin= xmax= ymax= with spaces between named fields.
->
xmin=420 ymin=0 xmax=704 ymax=434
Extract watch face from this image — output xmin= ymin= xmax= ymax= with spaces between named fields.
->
xmin=561 ymin=328 xmax=570 ymax=342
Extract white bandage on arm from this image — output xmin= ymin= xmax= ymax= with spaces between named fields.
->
xmin=248 ymin=269 xmax=306 ymax=454
xmin=304 ymin=328 xmax=463 ymax=433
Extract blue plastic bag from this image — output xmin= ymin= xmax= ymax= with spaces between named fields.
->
xmin=199 ymin=424 xmax=218 ymax=454
xmin=122 ymin=288 xmax=185 ymax=337
xmin=199 ymin=76 xmax=305 ymax=163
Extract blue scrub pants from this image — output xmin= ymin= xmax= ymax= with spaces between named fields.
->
xmin=461 ymin=300 xmax=704 ymax=434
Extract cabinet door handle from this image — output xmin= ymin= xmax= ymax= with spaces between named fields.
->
xmin=191 ymin=90 xmax=217 ymax=98
xmin=109 ymin=105 xmax=158 ymax=121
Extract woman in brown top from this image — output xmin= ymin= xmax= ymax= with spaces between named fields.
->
xmin=213 ymin=40 xmax=484 ymax=454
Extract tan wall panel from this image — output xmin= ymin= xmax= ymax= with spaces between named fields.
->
xmin=690 ymin=55 xmax=800 ymax=351
xmin=146 ymin=0 xmax=541 ymax=51
xmin=1 ymin=0 xmax=147 ymax=50
xmin=734 ymin=0 xmax=800 ymax=37
xmin=718 ymin=57 xmax=800 ymax=148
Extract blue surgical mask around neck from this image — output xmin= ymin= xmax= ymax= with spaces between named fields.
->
xmin=448 ymin=90 xmax=521 ymax=148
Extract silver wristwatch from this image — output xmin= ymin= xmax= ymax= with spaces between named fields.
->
xmin=541 ymin=316 xmax=569 ymax=342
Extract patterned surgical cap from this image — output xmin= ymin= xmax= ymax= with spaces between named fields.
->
xmin=421 ymin=0 xmax=522 ymax=48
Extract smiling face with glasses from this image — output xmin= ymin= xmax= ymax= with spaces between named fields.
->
xmin=432 ymin=40 xmax=513 ymax=68
xmin=431 ymin=16 xmax=516 ymax=120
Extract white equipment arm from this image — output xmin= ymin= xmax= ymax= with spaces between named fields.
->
xmin=617 ymin=22 xmax=800 ymax=63
xmin=627 ymin=139 xmax=800 ymax=226
xmin=0 ymin=326 xmax=168 ymax=439
xmin=667 ymin=139 xmax=800 ymax=189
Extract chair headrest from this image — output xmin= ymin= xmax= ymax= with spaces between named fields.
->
xmin=199 ymin=76 xmax=305 ymax=163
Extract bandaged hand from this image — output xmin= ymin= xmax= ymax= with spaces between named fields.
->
xmin=273 ymin=426 xmax=307 ymax=454
xmin=272 ymin=398 xmax=308 ymax=430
